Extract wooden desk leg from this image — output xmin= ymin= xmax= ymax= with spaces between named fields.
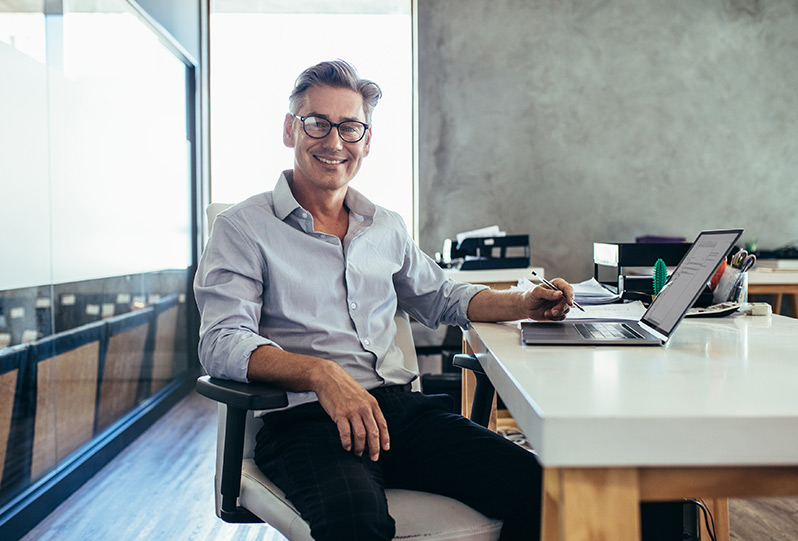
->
xmin=698 ymin=497 xmax=730 ymax=541
xmin=461 ymin=366 xmax=475 ymax=418
xmin=542 ymin=468 xmax=563 ymax=541
xmin=773 ymin=293 xmax=783 ymax=314
xmin=460 ymin=339 xmax=476 ymax=418
xmin=542 ymin=468 xmax=641 ymax=541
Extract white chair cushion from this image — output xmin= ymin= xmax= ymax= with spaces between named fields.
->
xmin=240 ymin=460 xmax=502 ymax=541
xmin=387 ymin=488 xmax=503 ymax=540
xmin=240 ymin=460 xmax=312 ymax=540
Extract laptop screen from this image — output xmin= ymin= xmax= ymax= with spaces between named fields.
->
xmin=640 ymin=229 xmax=743 ymax=338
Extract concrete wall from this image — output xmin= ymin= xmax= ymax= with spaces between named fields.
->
xmin=417 ymin=0 xmax=798 ymax=281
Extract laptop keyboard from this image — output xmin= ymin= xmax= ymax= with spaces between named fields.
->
xmin=574 ymin=322 xmax=644 ymax=340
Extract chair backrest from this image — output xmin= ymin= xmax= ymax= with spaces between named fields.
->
xmin=394 ymin=310 xmax=421 ymax=392
xmin=206 ymin=202 xmax=233 ymax=237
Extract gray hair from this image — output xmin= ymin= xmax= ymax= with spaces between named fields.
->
xmin=288 ymin=60 xmax=382 ymax=123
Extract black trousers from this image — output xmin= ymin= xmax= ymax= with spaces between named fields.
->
xmin=254 ymin=387 xmax=542 ymax=541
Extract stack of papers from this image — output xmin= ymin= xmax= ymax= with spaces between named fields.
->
xmin=756 ymin=259 xmax=798 ymax=271
xmin=455 ymin=225 xmax=506 ymax=244
xmin=571 ymin=278 xmax=622 ymax=305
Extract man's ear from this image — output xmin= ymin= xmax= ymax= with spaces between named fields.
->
xmin=283 ymin=113 xmax=295 ymax=148
xmin=363 ymin=127 xmax=372 ymax=157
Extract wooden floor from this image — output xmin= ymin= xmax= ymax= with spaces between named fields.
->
xmin=22 ymin=392 xmax=286 ymax=541
xmin=22 ymin=391 xmax=798 ymax=541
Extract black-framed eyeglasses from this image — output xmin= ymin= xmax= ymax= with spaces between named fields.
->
xmin=292 ymin=114 xmax=370 ymax=143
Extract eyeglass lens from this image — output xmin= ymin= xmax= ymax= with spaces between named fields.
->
xmin=302 ymin=116 xmax=366 ymax=143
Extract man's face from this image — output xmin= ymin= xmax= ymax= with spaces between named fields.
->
xmin=284 ymin=85 xmax=371 ymax=195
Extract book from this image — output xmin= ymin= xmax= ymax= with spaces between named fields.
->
xmin=756 ymin=259 xmax=798 ymax=270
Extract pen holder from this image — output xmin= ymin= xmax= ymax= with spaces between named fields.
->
xmin=712 ymin=266 xmax=748 ymax=304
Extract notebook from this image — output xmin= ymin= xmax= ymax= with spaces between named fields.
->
xmin=520 ymin=229 xmax=743 ymax=346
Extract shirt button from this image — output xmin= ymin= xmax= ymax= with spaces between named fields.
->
xmin=364 ymin=339 xmax=371 ymax=346
xmin=301 ymin=212 xmax=308 ymax=219
xmin=350 ymin=302 xmax=357 ymax=310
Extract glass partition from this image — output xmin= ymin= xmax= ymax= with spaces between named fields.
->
xmin=0 ymin=0 xmax=196 ymax=511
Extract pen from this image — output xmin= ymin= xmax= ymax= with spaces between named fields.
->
xmin=531 ymin=271 xmax=585 ymax=312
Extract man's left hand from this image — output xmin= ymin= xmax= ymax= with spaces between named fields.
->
xmin=467 ymin=277 xmax=575 ymax=323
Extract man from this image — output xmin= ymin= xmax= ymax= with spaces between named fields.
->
xmin=195 ymin=60 xmax=575 ymax=541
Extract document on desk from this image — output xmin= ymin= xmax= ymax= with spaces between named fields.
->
xmin=563 ymin=300 xmax=646 ymax=321
xmin=571 ymin=277 xmax=623 ymax=305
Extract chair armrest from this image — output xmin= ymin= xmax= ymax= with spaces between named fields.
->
xmin=452 ymin=353 xmax=485 ymax=375
xmin=452 ymin=354 xmax=494 ymax=428
xmin=196 ymin=375 xmax=289 ymax=410
xmin=196 ymin=375 xmax=288 ymax=523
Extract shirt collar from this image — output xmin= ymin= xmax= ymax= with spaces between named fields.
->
xmin=344 ymin=185 xmax=375 ymax=223
xmin=272 ymin=169 xmax=376 ymax=223
xmin=273 ymin=170 xmax=301 ymax=221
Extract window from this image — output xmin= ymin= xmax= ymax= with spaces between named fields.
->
xmin=210 ymin=1 xmax=414 ymax=232
xmin=0 ymin=0 xmax=196 ymax=511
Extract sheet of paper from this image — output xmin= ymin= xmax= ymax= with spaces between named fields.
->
xmin=570 ymin=277 xmax=623 ymax=304
xmin=564 ymin=300 xmax=647 ymax=321
xmin=509 ymin=301 xmax=647 ymax=329
xmin=455 ymin=225 xmax=505 ymax=244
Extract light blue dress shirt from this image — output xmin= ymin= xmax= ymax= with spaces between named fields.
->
xmin=194 ymin=171 xmax=487 ymax=408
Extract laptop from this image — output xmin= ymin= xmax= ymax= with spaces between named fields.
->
xmin=520 ymin=229 xmax=743 ymax=346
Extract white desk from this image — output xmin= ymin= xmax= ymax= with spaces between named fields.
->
xmin=464 ymin=315 xmax=798 ymax=541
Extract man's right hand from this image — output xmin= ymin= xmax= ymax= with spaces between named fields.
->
xmin=313 ymin=362 xmax=390 ymax=462
xmin=247 ymin=345 xmax=390 ymax=461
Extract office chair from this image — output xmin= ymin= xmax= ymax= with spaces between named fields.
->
xmin=197 ymin=203 xmax=503 ymax=540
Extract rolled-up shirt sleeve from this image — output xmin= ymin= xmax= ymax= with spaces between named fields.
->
xmin=392 ymin=224 xmax=488 ymax=329
xmin=194 ymin=214 xmax=278 ymax=382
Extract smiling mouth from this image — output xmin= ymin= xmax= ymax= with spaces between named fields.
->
xmin=315 ymin=155 xmax=346 ymax=165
